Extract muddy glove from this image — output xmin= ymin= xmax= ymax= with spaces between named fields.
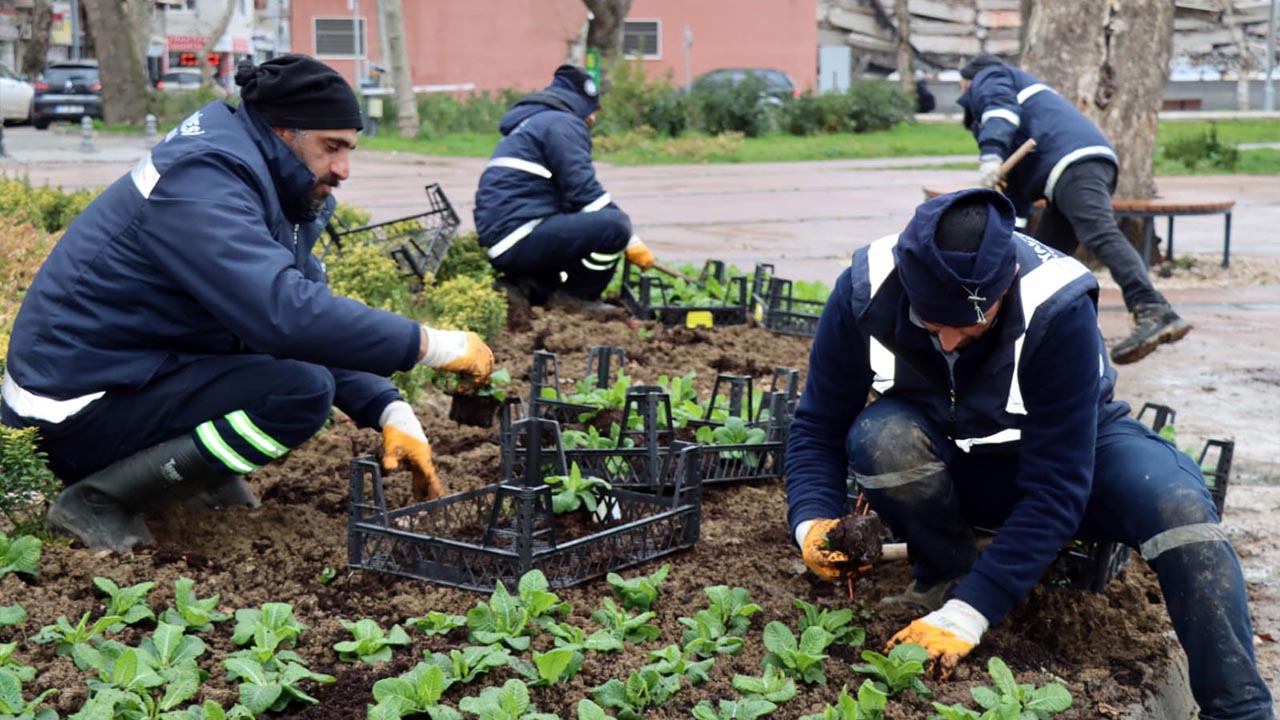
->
xmin=887 ymin=599 xmax=988 ymax=680
xmin=797 ymin=518 xmax=852 ymax=583
xmin=624 ymin=235 xmax=655 ymax=270
xmin=977 ymin=155 xmax=1004 ymax=189
xmin=380 ymin=400 xmax=443 ymax=500
xmin=418 ymin=326 xmax=494 ymax=385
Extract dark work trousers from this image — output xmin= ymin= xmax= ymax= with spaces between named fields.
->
xmin=847 ymin=397 xmax=1273 ymax=720
xmin=489 ymin=208 xmax=632 ymax=305
xmin=1 ymin=355 xmax=336 ymax=483
xmin=1033 ymin=159 xmax=1167 ymax=312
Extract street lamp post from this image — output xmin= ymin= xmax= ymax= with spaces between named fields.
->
xmin=1266 ymin=0 xmax=1277 ymax=111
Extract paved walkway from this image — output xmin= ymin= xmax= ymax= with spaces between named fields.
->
xmin=3 ymin=125 xmax=1275 ymax=287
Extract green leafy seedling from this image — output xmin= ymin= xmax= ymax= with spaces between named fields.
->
xmin=703 ymin=585 xmax=762 ymax=634
xmin=94 ymin=577 xmax=156 ymax=632
xmin=968 ymin=656 xmax=1073 ymax=719
xmin=136 ymin=622 xmax=208 ymax=684
xmin=317 ymin=567 xmax=337 ymax=585
xmin=467 ymin=581 xmax=533 ymax=651
xmin=606 ymin=563 xmax=670 ymax=612
xmin=576 ymin=698 xmax=617 ymax=720
xmin=591 ymin=667 xmax=681 ymax=720
xmin=679 ymin=610 xmax=744 ymax=658
xmin=761 ymin=621 xmax=832 ymax=685
xmin=158 ymin=577 xmax=231 ymax=632
xmin=222 ymin=654 xmax=336 ymax=714
xmin=0 ymin=667 xmax=57 ymax=720
xmin=426 ymin=644 xmax=514 ymax=685
xmin=793 ymin=598 xmax=865 ymax=647
xmin=732 ymin=664 xmax=799 ymax=703
xmin=642 ymin=644 xmax=715 ymax=685
xmin=546 ymin=619 xmax=624 ymax=653
xmin=333 ymin=618 xmax=411 ymax=664
xmin=0 ymin=532 xmax=40 ymax=579
xmin=591 ymin=597 xmax=661 ymax=644
xmin=30 ymin=610 xmax=124 ymax=670
xmin=231 ymin=603 xmax=310 ymax=648
xmin=0 ymin=643 xmax=35 ymax=683
xmin=457 ymin=678 xmax=559 ymax=719
xmin=850 ymin=642 xmax=930 ymax=697
xmin=692 ymin=698 xmax=778 ymax=720
xmin=162 ymin=699 xmax=257 ymax=720
xmin=405 ymin=610 xmax=467 ymax=636
xmin=370 ymin=662 xmax=462 ymax=720
xmin=544 ymin=462 xmax=613 ymax=515
xmin=797 ymin=680 xmax=887 ymax=720
xmin=0 ymin=604 xmax=26 ymax=628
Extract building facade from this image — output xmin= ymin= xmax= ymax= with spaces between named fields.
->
xmin=288 ymin=0 xmax=817 ymax=94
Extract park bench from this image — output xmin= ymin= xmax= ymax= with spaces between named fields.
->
xmin=923 ymin=186 xmax=1235 ymax=268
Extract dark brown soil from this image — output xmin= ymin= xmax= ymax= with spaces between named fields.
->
xmin=826 ymin=513 xmax=889 ymax=568
xmin=2 ymin=308 xmax=1178 ymax=719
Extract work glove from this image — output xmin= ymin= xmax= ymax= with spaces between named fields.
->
xmin=624 ymin=235 xmax=655 ymax=270
xmin=798 ymin=518 xmax=852 ymax=583
xmin=977 ymin=154 xmax=1005 ymax=189
xmin=418 ymin=326 xmax=494 ymax=385
xmin=886 ymin=598 xmax=988 ymax=680
xmin=380 ymin=400 xmax=443 ymax=501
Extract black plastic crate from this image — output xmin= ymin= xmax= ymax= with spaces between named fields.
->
xmin=621 ymin=260 xmax=749 ymax=328
xmin=323 ymin=183 xmax=460 ymax=288
xmin=529 ymin=347 xmax=629 ymax=425
xmin=684 ymin=370 xmax=799 ymax=434
xmin=347 ymin=419 xmax=702 ymax=592
xmin=1049 ymin=540 xmax=1131 ymax=594
xmin=1137 ymin=402 xmax=1233 ymax=517
xmin=750 ymin=263 xmax=825 ymax=337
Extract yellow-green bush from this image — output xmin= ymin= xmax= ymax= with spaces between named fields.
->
xmin=324 ymin=241 xmax=414 ymax=313
xmin=1 ymin=217 xmax=58 ymax=371
xmin=333 ymin=202 xmax=372 ymax=230
xmin=428 ymin=275 xmax=508 ymax=341
xmin=435 ymin=232 xmax=493 ymax=283
xmin=0 ymin=425 xmax=60 ymax=536
xmin=0 ymin=177 xmax=98 ymax=234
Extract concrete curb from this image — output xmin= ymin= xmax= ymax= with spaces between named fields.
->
xmin=1126 ymin=647 xmax=1196 ymax=720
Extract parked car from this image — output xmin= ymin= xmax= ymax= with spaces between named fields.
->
xmin=32 ymin=60 xmax=103 ymax=130
xmin=691 ymin=68 xmax=798 ymax=104
xmin=156 ymin=68 xmax=202 ymax=92
xmin=0 ymin=64 xmax=34 ymax=124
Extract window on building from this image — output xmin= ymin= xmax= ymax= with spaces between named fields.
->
xmin=622 ymin=20 xmax=660 ymax=59
xmin=314 ymin=17 xmax=366 ymax=57
xmin=185 ymin=0 xmax=197 ymax=9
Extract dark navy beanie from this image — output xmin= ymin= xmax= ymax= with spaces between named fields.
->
xmin=896 ymin=188 xmax=1018 ymax=327
xmin=960 ymin=53 xmax=1005 ymax=80
xmin=235 ymin=55 xmax=363 ymax=130
xmin=547 ymin=64 xmax=600 ymax=119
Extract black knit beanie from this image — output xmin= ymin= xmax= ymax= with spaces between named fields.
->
xmin=235 ymin=55 xmax=363 ymax=130
xmin=548 ymin=64 xmax=600 ymax=117
xmin=960 ymin=54 xmax=1005 ymax=80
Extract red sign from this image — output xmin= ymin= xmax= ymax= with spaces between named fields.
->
xmin=178 ymin=52 xmax=221 ymax=67
xmin=168 ymin=35 xmax=209 ymax=52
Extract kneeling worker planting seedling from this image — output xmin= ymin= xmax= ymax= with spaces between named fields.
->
xmin=0 ymin=55 xmax=493 ymax=553
xmin=785 ymin=189 xmax=1273 ymax=718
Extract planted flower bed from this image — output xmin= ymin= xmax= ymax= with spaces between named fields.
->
xmin=0 ymin=311 xmax=1188 ymax=720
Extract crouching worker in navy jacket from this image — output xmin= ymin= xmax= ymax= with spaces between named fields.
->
xmin=957 ymin=55 xmax=1190 ymax=365
xmin=473 ymin=65 xmax=656 ymax=310
xmin=0 ymin=55 xmax=495 ymax=553
xmin=785 ymin=189 xmax=1273 ymax=719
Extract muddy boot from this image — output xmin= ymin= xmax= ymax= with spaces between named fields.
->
xmin=1110 ymin=303 xmax=1193 ymax=365
xmin=47 ymin=435 xmax=233 ymax=552
xmin=546 ymin=292 xmax=617 ymax=315
xmin=881 ymin=578 xmax=959 ymax=613
xmin=182 ymin=476 xmax=260 ymax=509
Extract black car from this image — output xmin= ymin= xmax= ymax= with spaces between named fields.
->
xmin=32 ymin=60 xmax=103 ymax=130
xmin=691 ymin=68 xmax=798 ymax=104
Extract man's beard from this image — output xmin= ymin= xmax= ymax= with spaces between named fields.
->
xmin=304 ymin=174 xmax=340 ymax=211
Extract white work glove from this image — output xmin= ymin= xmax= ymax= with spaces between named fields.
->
xmin=379 ymin=400 xmax=441 ymax=500
xmin=886 ymin=598 xmax=989 ymax=680
xmin=418 ymin=326 xmax=494 ymax=385
xmin=977 ymin=155 xmax=1004 ymax=189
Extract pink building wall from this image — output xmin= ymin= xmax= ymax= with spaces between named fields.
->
xmin=290 ymin=0 xmax=816 ymax=93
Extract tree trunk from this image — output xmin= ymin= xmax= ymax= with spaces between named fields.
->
xmin=379 ymin=0 xmax=419 ymax=138
xmin=582 ymin=0 xmax=633 ymax=65
xmin=22 ymin=0 xmax=55 ymax=80
xmin=1222 ymin=0 xmax=1254 ymax=110
xmin=1022 ymin=0 xmax=1173 ymax=201
xmin=82 ymin=0 xmax=150 ymax=124
xmin=1018 ymin=0 xmax=1034 ymax=59
xmin=894 ymin=0 xmax=914 ymax=99
xmin=198 ymin=0 xmax=239 ymax=90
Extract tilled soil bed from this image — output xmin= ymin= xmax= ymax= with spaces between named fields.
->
xmin=4 ymin=308 xmax=1179 ymax=719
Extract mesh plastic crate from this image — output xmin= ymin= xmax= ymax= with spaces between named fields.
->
xmin=1138 ymin=402 xmax=1232 ymax=517
xmin=750 ymin=264 xmax=824 ymax=337
xmin=621 ymin=260 xmax=749 ymax=327
xmin=347 ymin=420 xmax=703 ymax=592
xmin=528 ymin=347 xmax=627 ymax=425
xmin=323 ymin=183 xmax=460 ymax=288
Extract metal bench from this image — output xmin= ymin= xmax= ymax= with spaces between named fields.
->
xmin=922 ymin=186 xmax=1236 ymax=268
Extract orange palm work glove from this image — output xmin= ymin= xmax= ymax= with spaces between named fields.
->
xmin=886 ymin=599 xmax=988 ymax=680
xmin=624 ymin=235 xmax=655 ymax=270
xmin=379 ymin=401 xmax=442 ymax=501
xmin=799 ymin=518 xmax=852 ymax=582
xmin=419 ymin=326 xmax=494 ymax=385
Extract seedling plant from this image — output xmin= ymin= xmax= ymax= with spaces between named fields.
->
xmin=94 ymin=577 xmax=157 ymax=632
xmin=333 ymin=618 xmax=412 ymax=664
xmin=761 ymin=621 xmax=833 ymax=684
xmin=851 ymin=642 xmax=931 ymax=697
xmin=543 ymin=462 xmax=613 ymax=515
xmin=793 ymin=598 xmax=866 ymax=647
xmin=606 ymin=563 xmax=670 ymax=612
xmin=930 ymin=657 xmax=1072 ymax=720
xmin=158 ymin=577 xmax=231 ymax=633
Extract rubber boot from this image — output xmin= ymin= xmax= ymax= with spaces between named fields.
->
xmin=881 ymin=578 xmax=959 ymax=613
xmin=47 ymin=435 xmax=233 ymax=552
xmin=183 ymin=476 xmax=260 ymax=509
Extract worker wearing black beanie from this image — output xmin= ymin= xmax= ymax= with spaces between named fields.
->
xmin=235 ymin=54 xmax=364 ymax=130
